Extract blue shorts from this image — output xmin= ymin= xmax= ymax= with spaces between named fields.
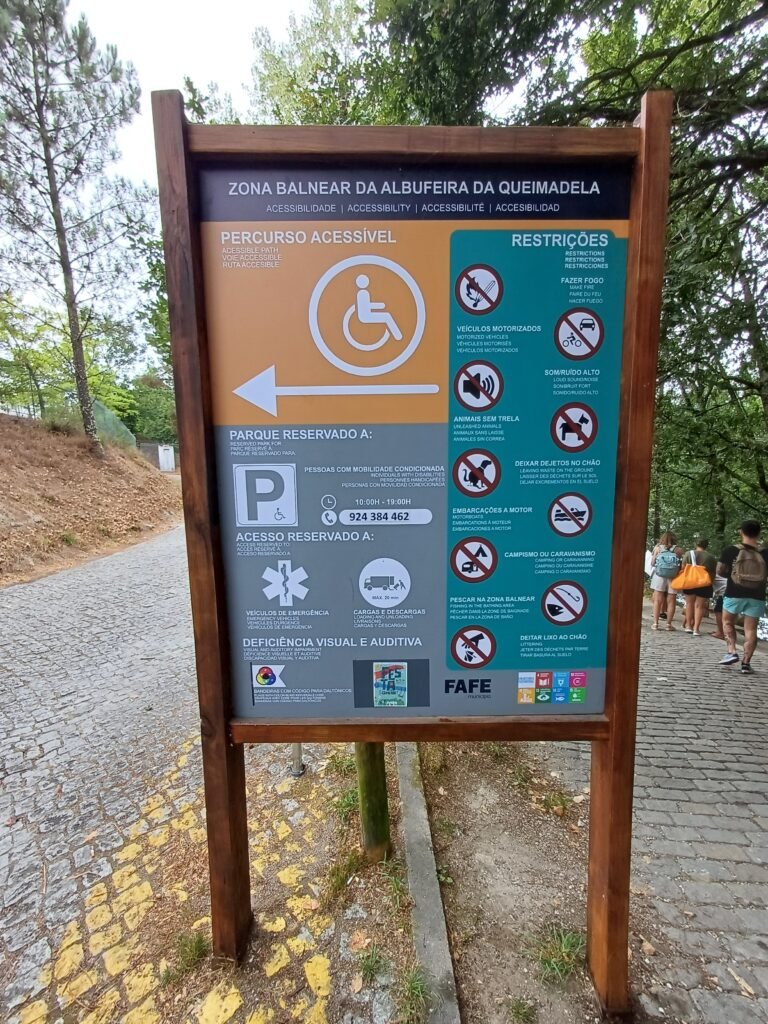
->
xmin=723 ymin=596 xmax=766 ymax=619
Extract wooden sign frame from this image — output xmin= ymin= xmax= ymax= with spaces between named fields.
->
xmin=153 ymin=90 xmax=672 ymax=1014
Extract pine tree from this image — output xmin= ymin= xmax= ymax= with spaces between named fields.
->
xmin=0 ymin=0 xmax=143 ymax=451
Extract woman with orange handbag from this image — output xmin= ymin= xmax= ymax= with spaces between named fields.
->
xmin=676 ymin=538 xmax=717 ymax=636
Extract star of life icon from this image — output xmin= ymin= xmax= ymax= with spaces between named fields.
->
xmin=262 ymin=559 xmax=309 ymax=607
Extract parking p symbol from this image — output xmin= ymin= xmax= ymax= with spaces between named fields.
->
xmin=233 ymin=464 xmax=298 ymax=526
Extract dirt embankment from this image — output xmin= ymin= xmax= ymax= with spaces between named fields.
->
xmin=0 ymin=413 xmax=183 ymax=585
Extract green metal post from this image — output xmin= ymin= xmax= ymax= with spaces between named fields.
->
xmin=355 ymin=741 xmax=391 ymax=862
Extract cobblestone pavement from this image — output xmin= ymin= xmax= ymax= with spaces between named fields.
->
xmin=0 ymin=529 xmax=403 ymax=1024
xmin=546 ymin=608 xmax=768 ymax=1024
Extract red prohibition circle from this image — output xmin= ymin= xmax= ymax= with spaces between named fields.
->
xmin=454 ymin=264 xmax=504 ymax=316
xmin=547 ymin=493 xmax=594 ymax=537
xmin=450 ymin=625 xmax=497 ymax=668
xmin=450 ymin=536 xmax=498 ymax=583
xmin=452 ymin=448 xmax=501 ymax=498
xmin=549 ymin=403 xmax=598 ymax=453
xmin=541 ymin=580 xmax=588 ymax=626
xmin=453 ymin=360 xmax=504 ymax=412
xmin=553 ymin=307 xmax=605 ymax=361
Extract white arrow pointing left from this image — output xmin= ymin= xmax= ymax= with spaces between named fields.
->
xmin=233 ymin=365 xmax=439 ymax=416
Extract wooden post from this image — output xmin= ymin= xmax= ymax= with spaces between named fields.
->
xmin=587 ymin=90 xmax=673 ymax=1014
xmin=355 ymin=742 xmax=391 ymax=862
xmin=152 ymin=90 xmax=253 ymax=960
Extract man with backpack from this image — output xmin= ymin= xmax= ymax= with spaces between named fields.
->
xmin=717 ymin=520 xmax=768 ymax=673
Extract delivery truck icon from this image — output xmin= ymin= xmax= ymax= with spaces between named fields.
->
xmin=363 ymin=574 xmax=407 ymax=592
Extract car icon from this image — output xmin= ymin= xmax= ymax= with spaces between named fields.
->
xmin=579 ymin=317 xmax=596 ymax=331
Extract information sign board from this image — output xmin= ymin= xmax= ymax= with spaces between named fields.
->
xmin=153 ymin=91 xmax=671 ymax=1010
xmin=200 ymin=165 xmax=630 ymax=720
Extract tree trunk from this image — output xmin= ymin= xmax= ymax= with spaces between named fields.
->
xmin=35 ymin=73 xmax=102 ymax=454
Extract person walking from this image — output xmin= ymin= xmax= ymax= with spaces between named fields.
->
xmin=650 ymin=531 xmax=680 ymax=630
xmin=681 ymin=538 xmax=717 ymax=636
xmin=718 ymin=520 xmax=768 ymax=673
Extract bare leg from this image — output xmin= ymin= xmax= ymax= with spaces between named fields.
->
xmin=723 ymin=610 xmax=738 ymax=655
xmin=652 ymin=590 xmax=664 ymax=627
xmin=743 ymin=616 xmax=758 ymax=664
xmin=713 ymin=607 xmax=724 ymax=639
xmin=684 ymin=595 xmax=696 ymax=631
xmin=694 ymin=597 xmax=707 ymax=634
xmin=666 ymin=592 xmax=677 ymax=627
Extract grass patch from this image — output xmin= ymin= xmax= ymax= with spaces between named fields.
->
xmin=528 ymin=924 xmax=585 ymax=984
xmin=487 ymin=741 xmax=509 ymax=762
xmin=322 ymin=848 xmax=364 ymax=905
xmin=396 ymin=965 xmax=429 ymax=1024
xmin=434 ymin=816 xmax=459 ymax=839
xmin=380 ymin=856 xmax=409 ymax=912
xmin=509 ymin=761 xmax=534 ymax=788
xmin=334 ymin=785 xmax=359 ymax=823
xmin=436 ymin=863 xmax=454 ymax=886
xmin=359 ymin=942 xmax=387 ymax=983
xmin=507 ymin=996 xmax=537 ymax=1023
xmin=419 ymin=742 xmax=447 ymax=775
xmin=60 ymin=531 xmax=78 ymax=546
xmin=160 ymin=931 xmax=210 ymax=986
xmin=327 ymin=748 xmax=357 ymax=777
xmin=540 ymin=790 xmax=572 ymax=815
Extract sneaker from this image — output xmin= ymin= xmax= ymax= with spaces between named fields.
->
xmin=741 ymin=662 xmax=755 ymax=674
xmin=692 ymin=631 xmax=701 ymax=637
xmin=720 ymin=652 xmax=739 ymax=665
xmin=684 ymin=627 xmax=693 ymax=633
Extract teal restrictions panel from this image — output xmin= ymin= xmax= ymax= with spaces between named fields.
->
xmin=446 ymin=228 xmax=628 ymax=713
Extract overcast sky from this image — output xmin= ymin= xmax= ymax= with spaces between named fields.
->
xmin=71 ymin=0 xmax=312 ymax=186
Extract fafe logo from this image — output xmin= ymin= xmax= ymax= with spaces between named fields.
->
xmin=251 ymin=664 xmax=286 ymax=693
xmin=444 ymin=677 xmax=492 ymax=696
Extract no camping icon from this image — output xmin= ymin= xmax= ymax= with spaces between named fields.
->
xmin=550 ymin=403 xmax=598 ymax=452
xmin=554 ymin=307 xmax=604 ymax=360
xmin=451 ymin=537 xmax=498 ymax=583
xmin=450 ymin=625 xmax=497 ymax=668
xmin=541 ymin=581 xmax=588 ymax=626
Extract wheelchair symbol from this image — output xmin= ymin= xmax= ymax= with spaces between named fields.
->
xmin=308 ymin=255 xmax=426 ymax=377
xmin=343 ymin=274 xmax=403 ymax=351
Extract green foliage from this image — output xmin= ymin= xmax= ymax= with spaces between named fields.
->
xmin=507 ymin=997 xmax=537 ymax=1023
xmin=395 ymin=965 xmax=429 ymax=1024
xmin=125 ymin=374 xmax=177 ymax=444
xmin=358 ymin=943 xmax=387 ymax=983
xmin=0 ymin=0 xmax=148 ymax=443
xmin=322 ymin=848 xmax=365 ymax=904
xmin=249 ymin=0 xmax=414 ymax=126
xmin=380 ymin=855 xmax=409 ymax=911
xmin=528 ymin=924 xmax=585 ymax=984
xmin=160 ymin=931 xmax=210 ymax=985
xmin=327 ymin=748 xmax=358 ymax=777
xmin=540 ymin=790 xmax=572 ymax=814
xmin=436 ymin=863 xmax=454 ymax=885
xmin=335 ymin=786 xmax=360 ymax=823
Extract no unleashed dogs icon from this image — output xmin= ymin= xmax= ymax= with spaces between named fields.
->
xmin=550 ymin=404 xmax=598 ymax=452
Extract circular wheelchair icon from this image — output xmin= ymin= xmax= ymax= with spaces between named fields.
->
xmin=308 ymin=256 xmax=425 ymax=377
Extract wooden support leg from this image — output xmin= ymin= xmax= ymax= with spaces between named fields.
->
xmin=355 ymin=741 xmax=391 ymax=862
xmin=201 ymin=731 xmax=252 ymax=959
xmin=587 ymin=737 xmax=633 ymax=1014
